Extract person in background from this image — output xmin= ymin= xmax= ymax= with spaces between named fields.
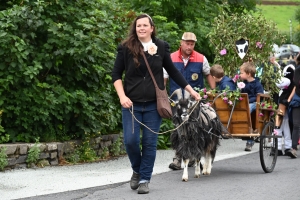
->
xmin=287 ymin=54 xmax=300 ymax=158
xmin=111 ymin=14 xmax=200 ymax=194
xmin=274 ymin=62 xmax=294 ymax=156
xmin=239 ymin=62 xmax=264 ymax=151
xmin=269 ymin=56 xmax=281 ymax=104
xmin=163 ymin=32 xmax=215 ymax=170
xmin=210 ymin=64 xmax=236 ymax=91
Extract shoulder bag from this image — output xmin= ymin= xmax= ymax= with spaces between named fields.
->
xmin=141 ymin=51 xmax=172 ymax=119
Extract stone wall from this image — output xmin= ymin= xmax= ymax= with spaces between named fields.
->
xmin=0 ymin=134 xmax=122 ymax=170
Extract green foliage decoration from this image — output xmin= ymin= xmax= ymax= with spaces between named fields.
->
xmin=0 ymin=146 xmax=8 ymax=171
xmin=207 ymin=12 xmax=286 ymax=95
xmin=0 ymin=0 xmax=131 ymax=142
xmin=258 ymin=100 xmax=277 ymax=121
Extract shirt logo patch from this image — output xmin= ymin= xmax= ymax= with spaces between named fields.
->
xmin=191 ymin=73 xmax=198 ymax=80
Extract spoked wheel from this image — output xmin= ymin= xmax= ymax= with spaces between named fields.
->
xmin=259 ymin=121 xmax=278 ymax=173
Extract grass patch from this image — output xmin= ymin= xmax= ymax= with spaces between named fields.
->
xmin=261 ymin=0 xmax=300 ymax=2
xmin=255 ymin=5 xmax=298 ymax=32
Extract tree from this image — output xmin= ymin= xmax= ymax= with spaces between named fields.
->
xmin=207 ymin=11 xmax=286 ymax=94
xmin=118 ymin=0 xmax=258 ymax=61
xmin=294 ymin=6 xmax=300 ymax=45
xmin=0 ymin=0 xmax=132 ymax=142
xmin=226 ymin=0 xmax=260 ymax=14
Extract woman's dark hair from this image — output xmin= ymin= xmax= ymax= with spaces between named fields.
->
xmin=122 ymin=14 xmax=157 ymax=67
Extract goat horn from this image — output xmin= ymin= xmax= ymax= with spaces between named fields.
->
xmin=170 ymin=88 xmax=183 ymax=100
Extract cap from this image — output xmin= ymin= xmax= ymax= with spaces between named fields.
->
xmin=181 ymin=32 xmax=197 ymax=42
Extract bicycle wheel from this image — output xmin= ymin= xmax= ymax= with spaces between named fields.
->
xmin=259 ymin=121 xmax=278 ymax=173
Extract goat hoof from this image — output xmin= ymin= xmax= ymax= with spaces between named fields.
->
xmin=194 ymin=174 xmax=200 ymax=178
xmin=182 ymin=178 xmax=188 ymax=182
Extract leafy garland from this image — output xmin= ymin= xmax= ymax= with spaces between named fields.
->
xmin=258 ymin=100 xmax=277 ymax=118
xmin=196 ymin=74 xmax=278 ymax=123
xmin=196 ymin=74 xmax=245 ymax=107
xmin=196 ymin=75 xmax=278 ymax=135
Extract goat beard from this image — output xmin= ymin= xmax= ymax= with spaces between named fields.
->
xmin=170 ymin=121 xmax=206 ymax=160
xmin=170 ymin=113 xmax=222 ymax=161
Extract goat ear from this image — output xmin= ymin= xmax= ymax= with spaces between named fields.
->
xmin=184 ymin=91 xmax=190 ymax=99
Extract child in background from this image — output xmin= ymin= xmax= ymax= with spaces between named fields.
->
xmin=210 ymin=64 xmax=236 ymax=91
xmin=239 ymin=62 xmax=264 ymax=151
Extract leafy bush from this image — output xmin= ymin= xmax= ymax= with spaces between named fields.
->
xmin=0 ymin=146 xmax=8 ymax=171
xmin=157 ymin=119 xmax=173 ymax=149
xmin=119 ymin=0 xmax=257 ymax=61
xmin=77 ymin=139 xmax=97 ymax=162
xmin=99 ymin=146 xmax=109 ymax=159
xmin=110 ymin=136 xmax=126 ymax=156
xmin=0 ymin=110 xmax=9 ymax=144
xmin=26 ymin=138 xmax=41 ymax=167
xmin=0 ymin=0 xmax=132 ymax=142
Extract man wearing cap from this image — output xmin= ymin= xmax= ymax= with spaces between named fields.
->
xmin=164 ymin=32 xmax=215 ymax=170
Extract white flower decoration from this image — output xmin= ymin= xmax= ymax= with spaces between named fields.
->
xmin=148 ymin=43 xmax=157 ymax=55
xmin=237 ymin=82 xmax=245 ymax=89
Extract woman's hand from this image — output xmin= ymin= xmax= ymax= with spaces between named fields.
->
xmin=120 ymin=95 xmax=132 ymax=108
xmin=184 ymin=85 xmax=201 ymax=101
xmin=190 ymin=90 xmax=201 ymax=101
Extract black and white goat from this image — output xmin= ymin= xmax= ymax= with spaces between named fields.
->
xmin=170 ymin=89 xmax=224 ymax=181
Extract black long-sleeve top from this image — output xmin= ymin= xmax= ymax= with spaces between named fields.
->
xmin=112 ymin=38 xmax=188 ymax=102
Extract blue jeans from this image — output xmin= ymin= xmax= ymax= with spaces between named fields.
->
xmin=122 ymin=101 xmax=161 ymax=183
xmin=247 ymin=102 xmax=257 ymax=144
xmin=249 ymin=102 xmax=256 ymax=114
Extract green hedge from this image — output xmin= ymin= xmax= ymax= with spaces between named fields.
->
xmin=0 ymin=0 xmax=133 ymax=142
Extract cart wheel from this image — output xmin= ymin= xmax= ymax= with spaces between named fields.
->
xmin=259 ymin=121 xmax=278 ymax=173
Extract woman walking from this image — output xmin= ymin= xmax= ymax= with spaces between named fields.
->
xmin=111 ymin=14 xmax=200 ymax=194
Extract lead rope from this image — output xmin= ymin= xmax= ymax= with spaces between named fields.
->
xmin=132 ymin=109 xmax=134 ymax=134
xmin=129 ymin=100 xmax=200 ymax=135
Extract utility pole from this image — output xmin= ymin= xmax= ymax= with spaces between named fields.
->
xmin=289 ymin=19 xmax=293 ymax=44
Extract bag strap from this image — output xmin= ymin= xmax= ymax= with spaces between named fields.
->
xmin=141 ymin=50 xmax=159 ymax=89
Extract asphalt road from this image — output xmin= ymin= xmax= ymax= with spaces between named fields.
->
xmin=11 ymin=139 xmax=300 ymax=200
xmin=80 ymin=153 xmax=300 ymax=200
